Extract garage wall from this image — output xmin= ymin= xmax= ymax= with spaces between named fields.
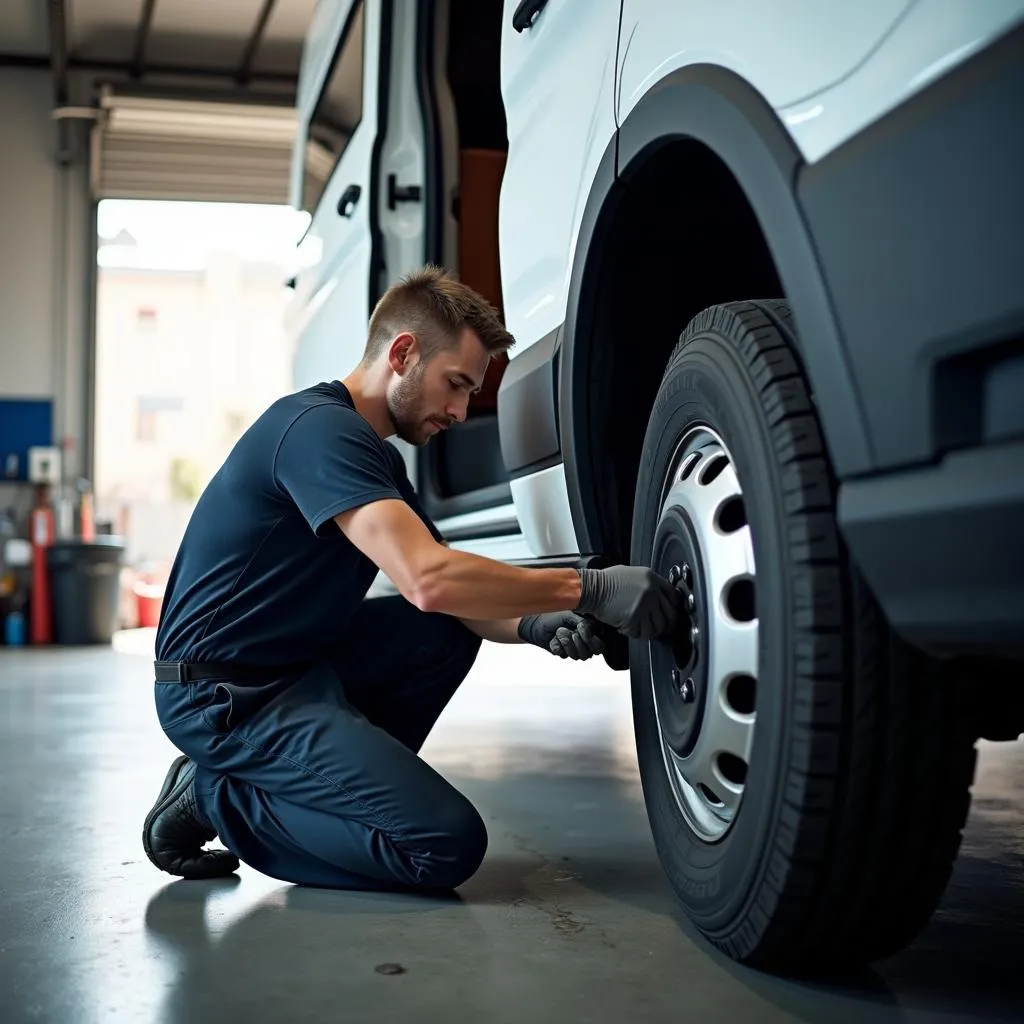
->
xmin=0 ymin=67 xmax=94 ymax=509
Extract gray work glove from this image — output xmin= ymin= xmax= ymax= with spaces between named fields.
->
xmin=575 ymin=565 xmax=680 ymax=639
xmin=518 ymin=611 xmax=607 ymax=660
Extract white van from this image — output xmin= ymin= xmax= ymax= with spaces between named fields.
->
xmin=288 ymin=0 xmax=1024 ymax=971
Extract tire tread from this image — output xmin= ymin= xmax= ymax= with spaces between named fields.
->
xmin=641 ymin=298 xmax=977 ymax=970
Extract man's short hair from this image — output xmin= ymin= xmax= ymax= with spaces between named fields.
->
xmin=364 ymin=265 xmax=515 ymax=364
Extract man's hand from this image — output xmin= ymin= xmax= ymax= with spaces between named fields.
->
xmin=518 ymin=612 xmax=606 ymax=660
xmin=575 ymin=565 xmax=681 ymax=639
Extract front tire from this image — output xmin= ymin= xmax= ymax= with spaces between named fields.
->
xmin=630 ymin=301 xmax=978 ymax=970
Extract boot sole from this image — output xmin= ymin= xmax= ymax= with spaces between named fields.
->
xmin=142 ymin=754 xmax=192 ymax=872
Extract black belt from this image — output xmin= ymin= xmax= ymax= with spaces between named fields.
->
xmin=154 ymin=661 xmax=292 ymax=683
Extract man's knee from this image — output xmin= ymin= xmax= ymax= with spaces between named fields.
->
xmin=413 ymin=796 xmax=488 ymax=891
xmin=448 ymin=797 xmax=488 ymax=882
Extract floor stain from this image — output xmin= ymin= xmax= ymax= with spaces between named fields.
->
xmin=547 ymin=906 xmax=584 ymax=936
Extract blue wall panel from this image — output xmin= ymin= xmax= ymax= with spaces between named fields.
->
xmin=0 ymin=398 xmax=54 ymax=481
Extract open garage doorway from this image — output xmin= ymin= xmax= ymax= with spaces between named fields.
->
xmin=93 ymin=198 xmax=308 ymax=628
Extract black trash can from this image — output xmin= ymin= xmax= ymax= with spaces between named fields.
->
xmin=46 ymin=537 xmax=125 ymax=645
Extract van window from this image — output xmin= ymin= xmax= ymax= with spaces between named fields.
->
xmin=302 ymin=0 xmax=365 ymax=215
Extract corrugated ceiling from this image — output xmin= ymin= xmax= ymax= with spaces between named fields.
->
xmin=0 ymin=0 xmax=318 ymax=92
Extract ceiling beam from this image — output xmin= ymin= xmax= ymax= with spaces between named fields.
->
xmin=236 ymin=0 xmax=278 ymax=85
xmin=0 ymin=54 xmax=49 ymax=69
xmin=46 ymin=0 xmax=69 ymax=103
xmin=0 ymin=53 xmax=298 ymax=86
xmin=0 ymin=56 xmax=296 ymax=94
xmin=132 ymin=0 xmax=159 ymax=78
xmin=91 ymin=57 xmax=297 ymax=85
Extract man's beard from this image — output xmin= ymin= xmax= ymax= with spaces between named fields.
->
xmin=387 ymin=364 xmax=430 ymax=445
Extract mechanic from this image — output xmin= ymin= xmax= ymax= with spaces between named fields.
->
xmin=143 ymin=265 xmax=681 ymax=892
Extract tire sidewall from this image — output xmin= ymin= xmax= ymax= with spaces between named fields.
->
xmin=630 ymin=329 xmax=792 ymax=938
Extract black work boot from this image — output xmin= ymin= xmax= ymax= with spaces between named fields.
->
xmin=142 ymin=755 xmax=239 ymax=879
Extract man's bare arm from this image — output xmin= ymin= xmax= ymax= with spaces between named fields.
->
xmin=335 ymin=499 xmax=581 ymax=619
xmin=458 ymin=616 xmax=524 ymax=643
xmin=440 ymin=541 xmax=524 ymax=642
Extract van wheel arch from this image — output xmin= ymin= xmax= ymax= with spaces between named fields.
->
xmin=560 ymin=65 xmax=872 ymax=563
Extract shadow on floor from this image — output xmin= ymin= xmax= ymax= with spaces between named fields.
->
xmin=588 ymin=831 xmax=1024 ymax=1024
xmin=461 ymin=766 xmax=1024 ymax=1023
xmin=453 ymin=752 xmax=1024 ymax=1023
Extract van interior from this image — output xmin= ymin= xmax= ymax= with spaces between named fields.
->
xmin=415 ymin=0 xmax=513 ymax=526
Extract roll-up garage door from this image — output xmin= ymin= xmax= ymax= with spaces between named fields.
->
xmin=90 ymin=88 xmax=299 ymax=204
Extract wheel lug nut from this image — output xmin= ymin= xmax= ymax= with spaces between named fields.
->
xmin=681 ymin=564 xmax=691 ymax=585
xmin=687 ymin=592 xmax=695 ymax=611
xmin=680 ymin=677 xmax=695 ymax=703
xmin=668 ymin=564 xmax=681 ymax=586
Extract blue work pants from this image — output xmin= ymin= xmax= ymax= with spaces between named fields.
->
xmin=154 ymin=597 xmax=485 ymax=891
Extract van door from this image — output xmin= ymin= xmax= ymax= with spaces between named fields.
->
xmin=289 ymin=0 xmax=385 ymax=388
xmin=497 ymin=0 xmax=623 ymax=355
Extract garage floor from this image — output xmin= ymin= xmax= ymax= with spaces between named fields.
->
xmin=1 ymin=636 xmax=1022 ymax=1024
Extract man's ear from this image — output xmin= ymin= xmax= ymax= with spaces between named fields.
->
xmin=387 ymin=332 xmax=418 ymax=375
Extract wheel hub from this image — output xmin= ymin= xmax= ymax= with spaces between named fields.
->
xmin=650 ymin=510 xmax=707 ymax=759
xmin=648 ymin=426 xmax=759 ymax=843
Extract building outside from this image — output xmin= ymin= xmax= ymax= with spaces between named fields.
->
xmin=94 ymin=229 xmax=298 ymax=579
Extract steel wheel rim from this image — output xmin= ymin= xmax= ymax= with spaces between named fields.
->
xmin=648 ymin=425 xmax=759 ymax=842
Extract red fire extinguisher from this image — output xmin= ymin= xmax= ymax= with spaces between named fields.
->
xmin=30 ymin=485 xmax=55 ymax=645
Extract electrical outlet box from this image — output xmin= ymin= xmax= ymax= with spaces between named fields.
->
xmin=28 ymin=446 xmax=62 ymax=485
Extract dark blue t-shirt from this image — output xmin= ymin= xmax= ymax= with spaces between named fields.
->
xmin=155 ymin=381 xmax=441 ymax=667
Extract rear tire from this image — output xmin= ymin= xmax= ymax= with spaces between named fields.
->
xmin=629 ymin=300 xmax=978 ymax=969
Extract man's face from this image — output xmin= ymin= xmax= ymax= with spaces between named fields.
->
xmin=386 ymin=327 xmax=490 ymax=446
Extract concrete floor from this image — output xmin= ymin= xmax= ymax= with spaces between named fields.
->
xmin=1 ymin=634 xmax=1022 ymax=1024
